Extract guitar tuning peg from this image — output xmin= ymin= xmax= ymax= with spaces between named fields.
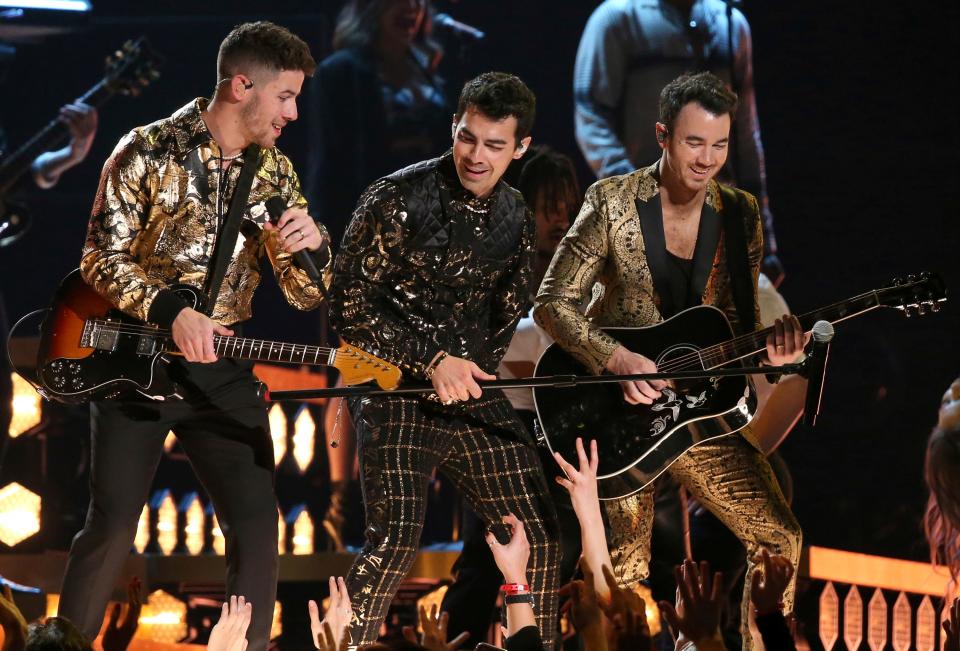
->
xmin=917 ymin=303 xmax=929 ymax=316
xmin=931 ymin=301 xmax=941 ymax=313
xmin=902 ymin=305 xmax=914 ymax=318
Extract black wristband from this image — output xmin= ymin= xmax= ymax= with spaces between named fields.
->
xmin=148 ymin=289 xmax=190 ymax=328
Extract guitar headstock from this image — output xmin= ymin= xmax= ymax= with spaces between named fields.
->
xmin=879 ymin=272 xmax=947 ymax=317
xmin=333 ymin=342 xmax=403 ymax=390
xmin=104 ymin=37 xmax=163 ymax=97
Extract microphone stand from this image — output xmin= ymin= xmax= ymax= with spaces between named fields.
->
xmin=268 ymin=360 xmax=808 ymax=402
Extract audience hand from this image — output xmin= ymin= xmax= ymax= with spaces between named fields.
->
xmin=309 ymin=577 xmax=353 ymax=651
xmin=750 ymin=549 xmax=794 ymax=616
xmin=553 ymin=438 xmax=601 ymax=521
xmin=944 ymin=597 xmax=960 ymax=651
xmin=486 ymin=514 xmax=530 ymax=584
xmin=208 ymin=595 xmax=252 ymax=651
xmin=101 ymin=577 xmax=142 ymax=651
xmin=559 ymin=562 xmax=603 ymax=635
xmin=314 ymin=622 xmax=348 ymax=651
xmin=658 ymin=560 xmax=723 ymax=644
xmin=599 ymin=566 xmax=651 ymax=651
xmin=0 ymin=584 xmax=27 ymax=651
xmin=402 ymin=604 xmax=469 ymax=651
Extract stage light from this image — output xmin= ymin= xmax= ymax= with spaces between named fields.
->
xmin=137 ymin=589 xmax=187 ymax=644
xmin=164 ymin=431 xmax=177 ymax=453
xmin=153 ymin=490 xmax=177 ymax=555
xmin=278 ymin=509 xmax=286 ymax=555
xmin=633 ymin=583 xmax=661 ymax=637
xmin=269 ymin=404 xmax=287 ymax=465
xmin=271 ymin=601 xmax=282 ymax=639
xmin=8 ymin=372 xmax=42 ymax=437
xmin=45 ymin=594 xmax=59 ymax=619
xmin=180 ymin=493 xmax=204 ymax=555
xmin=288 ymin=504 xmax=314 ymax=555
xmin=0 ymin=1 xmax=92 ymax=11
xmin=0 ymin=482 xmax=41 ymax=546
xmin=210 ymin=513 xmax=225 ymax=555
xmin=134 ymin=503 xmax=149 ymax=553
xmin=292 ymin=406 xmax=315 ymax=473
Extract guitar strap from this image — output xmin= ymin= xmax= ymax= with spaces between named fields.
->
xmin=203 ymin=143 xmax=262 ymax=315
xmin=718 ymin=185 xmax=757 ymax=336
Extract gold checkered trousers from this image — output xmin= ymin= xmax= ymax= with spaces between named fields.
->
xmin=345 ymin=393 xmax=561 ymax=647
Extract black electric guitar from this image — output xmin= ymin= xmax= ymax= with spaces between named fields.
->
xmin=532 ymin=274 xmax=947 ymax=500
xmin=0 ymin=37 xmax=162 ymax=247
xmin=24 ymin=269 xmax=402 ymax=404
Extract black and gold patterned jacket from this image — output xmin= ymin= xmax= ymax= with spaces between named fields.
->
xmin=81 ymin=98 xmax=331 ymax=328
xmin=534 ymin=160 xmax=763 ymax=376
xmin=331 ymin=152 xmax=535 ymax=382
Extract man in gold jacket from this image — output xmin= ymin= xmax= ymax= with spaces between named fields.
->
xmin=58 ymin=22 xmax=329 ymax=651
xmin=534 ymin=72 xmax=803 ymax=649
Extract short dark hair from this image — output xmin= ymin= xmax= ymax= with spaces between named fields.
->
xmin=518 ymin=145 xmax=580 ymax=214
xmin=26 ymin=617 xmax=93 ymax=651
xmin=217 ymin=21 xmax=316 ymax=82
xmin=455 ymin=72 xmax=536 ymax=146
xmin=658 ymin=72 xmax=737 ymax=133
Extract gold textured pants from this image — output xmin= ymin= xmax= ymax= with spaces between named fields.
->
xmin=604 ymin=430 xmax=801 ymax=650
xmin=345 ymin=396 xmax=560 ymax=648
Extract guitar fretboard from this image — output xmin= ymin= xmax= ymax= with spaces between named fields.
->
xmin=698 ymin=290 xmax=883 ymax=369
xmin=83 ymin=319 xmax=337 ymax=366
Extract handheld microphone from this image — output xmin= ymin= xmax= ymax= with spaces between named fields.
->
xmin=433 ymin=13 xmax=485 ymax=41
xmin=264 ymin=196 xmax=326 ymax=295
xmin=801 ymin=320 xmax=834 ymax=427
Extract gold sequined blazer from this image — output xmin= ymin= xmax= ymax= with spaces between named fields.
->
xmin=534 ymin=161 xmax=763 ymax=376
xmin=81 ymin=99 xmax=331 ymax=328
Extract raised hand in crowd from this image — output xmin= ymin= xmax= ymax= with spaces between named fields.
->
xmin=559 ymin=561 xmax=606 ymax=651
xmin=207 ymin=595 xmax=252 ymax=651
xmin=0 ymin=584 xmax=28 ymax=651
xmin=485 ymin=514 xmax=540 ymax=646
xmin=101 ymin=577 xmax=142 ymax=651
xmin=309 ymin=577 xmax=353 ymax=651
xmin=401 ymin=604 xmax=469 ymax=651
xmin=945 ymin=597 xmax=960 ymax=651
xmin=658 ymin=560 xmax=726 ymax=651
xmin=599 ymin=565 xmax=651 ymax=651
xmin=750 ymin=549 xmax=793 ymax=616
xmin=553 ymin=438 xmax=612 ymax=600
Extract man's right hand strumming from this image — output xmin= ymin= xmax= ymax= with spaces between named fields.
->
xmin=605 ymin=346 xmax=666 ymax=405
xmin=171 ymin=307 xmax=234 ymax=363
xmin=430 ymin=354 xmax=496 ymax=405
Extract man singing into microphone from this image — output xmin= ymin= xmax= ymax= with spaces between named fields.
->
xmin=535 ymin=72 xmax=803 ymax=650
xmin=58 ymin=22 xmax=330 ymax=651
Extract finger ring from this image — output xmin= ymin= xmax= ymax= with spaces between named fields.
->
xmin=443 ymin=399 xmax=454 ymax=405
xmin=776 ymin=343 xmax=785 ymax=351
xmin=298 ymin=229 xmax=304 ymax=241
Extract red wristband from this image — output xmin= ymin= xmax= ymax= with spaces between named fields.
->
xmin=500 ymin=583 xmax=530 ymax=595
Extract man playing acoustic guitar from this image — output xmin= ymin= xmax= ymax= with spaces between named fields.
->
xmin=57 ymin=22 xmax=330 ymax=651
xmin=534 ymin=72 xmax=803 ymax=649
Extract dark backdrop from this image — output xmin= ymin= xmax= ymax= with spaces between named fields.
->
xmin=1 ymin=0 xmax=957 ymax=561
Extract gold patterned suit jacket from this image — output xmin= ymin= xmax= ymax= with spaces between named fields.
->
xmin=533 ymin=160 xmax=763 ymax=376
xmin=81 ymin=98 xmax=331 ymax=328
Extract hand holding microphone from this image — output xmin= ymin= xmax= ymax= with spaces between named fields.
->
xmin=264 ymin=196 xmax=329 ymax=291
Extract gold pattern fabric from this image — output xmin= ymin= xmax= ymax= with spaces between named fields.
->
xmin=81 ymin=98 xmax=331 ymax=325
xmin=533 ymin=161 xmax=798 ymax=650
xmin=534 ymin=161 xmax=763 ymax=376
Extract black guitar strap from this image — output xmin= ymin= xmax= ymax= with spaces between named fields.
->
xmin=719 ymin=185 xmax=757 ymax=336
xmin=203 ymin=144 xmax=262 ymax=315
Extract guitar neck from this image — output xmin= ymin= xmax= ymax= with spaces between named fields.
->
xmin=711 ymin=289 xmax=884 ymax=366
xmin=0 ymin=81 xmax=112 ymax=194
xmin=159 ymin=335 xmax=337 ymax=366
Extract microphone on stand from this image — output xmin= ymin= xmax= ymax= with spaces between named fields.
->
xmin=433 ymin=13 xmax=485 ymax=41
xmin=801 ymin=320 xmax=835 ymax=427
xmin=265 ymin=196 xmax=328 ymax=299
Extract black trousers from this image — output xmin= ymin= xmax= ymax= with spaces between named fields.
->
xmin=58 ymin=359 xmax=278 ymax=651
xmin=440 ymin=409 xmax=583 ymax=646
xmin=345 ymin=395 xmax=561 ymax=648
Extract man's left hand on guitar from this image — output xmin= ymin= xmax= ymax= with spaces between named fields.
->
xmin=263 ymin=206 xmax=327 ymax=254
xmin=62 ymin=102 xmax=98 ymax=163
xmin=763 ymin=314 xmax=808 ymax=367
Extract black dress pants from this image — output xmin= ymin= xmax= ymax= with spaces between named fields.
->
xmin=58 ymin=359 xmax=278 ymax=651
